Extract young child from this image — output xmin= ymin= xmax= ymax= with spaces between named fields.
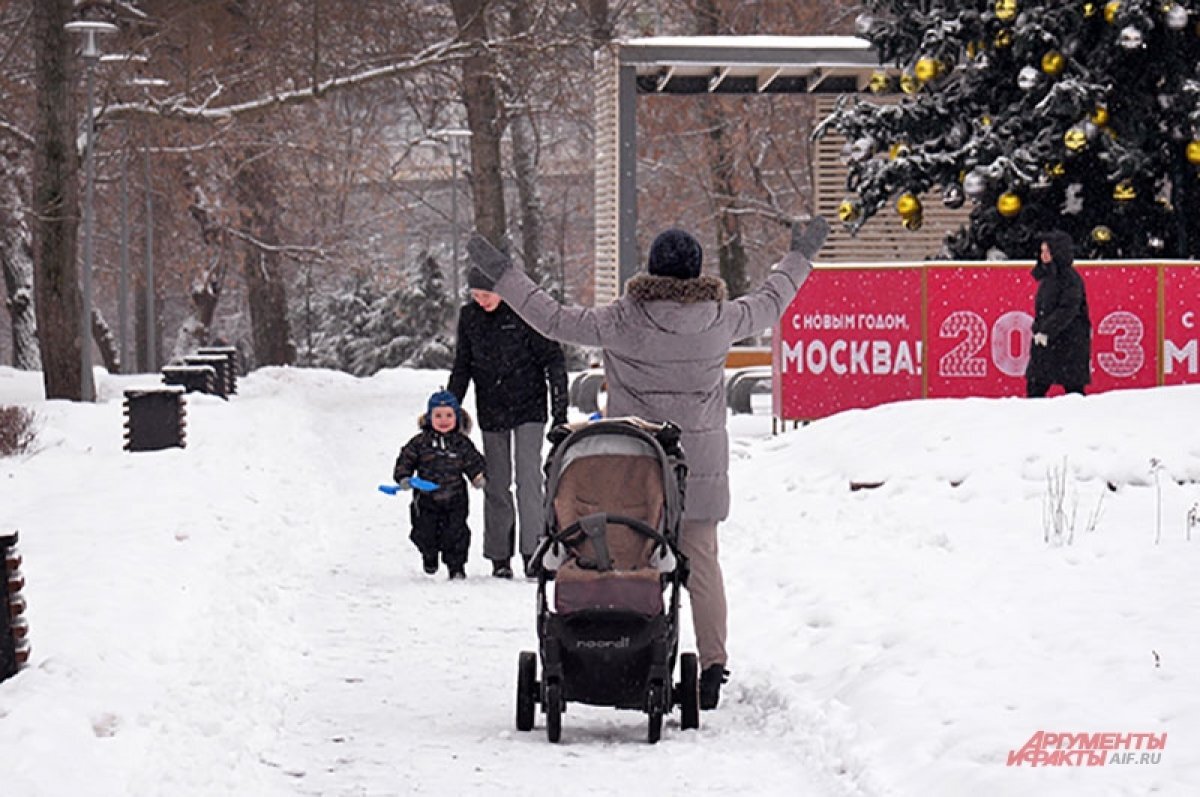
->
xmin=393 ymin=390 xmax=487 ymax=579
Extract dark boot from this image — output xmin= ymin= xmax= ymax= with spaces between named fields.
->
xmin=421 ymin=552 xmax=438 ymax=575
xmin=448 ymin=565 xmax=466 ymax=580
xmin=699 ymin=664 xmax=729 ymax=710
xmin=491 ymin=558 xmax=513 ymax=579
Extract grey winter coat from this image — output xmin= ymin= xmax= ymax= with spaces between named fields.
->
xmin=491 ymin=253 xmax=813 ymax=521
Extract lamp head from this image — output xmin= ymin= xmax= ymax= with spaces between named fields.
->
xmin=64 ymin=20 xmax=119 ymax=60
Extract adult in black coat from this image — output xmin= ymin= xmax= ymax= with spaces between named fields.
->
xmin=1026 ymin=230 xmax=1092 ymax=397
xmin=448 ymin=271 xmax=568 ymax=578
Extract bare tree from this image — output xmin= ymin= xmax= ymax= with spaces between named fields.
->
xmin=0 ymin=144 xmax=41 ymax=370
xmin=30 ymin=0 xmax=84 ymax=399
xmin=447 ymin=0 xmax=507 ymax=247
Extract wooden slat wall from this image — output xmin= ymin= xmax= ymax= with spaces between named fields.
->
xmin=592 ymin=45 xmax=621 ymax=306
xmin=812 ymin=96 xmax=970 ymax=263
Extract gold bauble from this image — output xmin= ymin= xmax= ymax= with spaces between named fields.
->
xmin=981 ymin=114 xmax=993 ymax=127
xmin=889 ymin=142 xmax=910 ymax=160
xmin=1083 ymin=2 xmax=1097 ymax=16
xmin=997 ymin=192 xmax=1023 ymax=217
xmin=967 ymin=40 xmax=981 ymax=59
xmin=1046 ymin=162 xmax=1066 ymax=177
xmin=995 ymin=29 xmax=1013 ymax=48
xmin=902 ymin=213 xmax=924 ymax=231
xmin=1113 ymin=180 xmax=1136 ymax=201
xmin=1041 ymin=51 xmax=1066 ymax=76
xmin=1091 ymin=225 xmax=1113 ymax=243
xmin=1104 ymin=0 xmax=1120 ymax=23
xmin=838 ymin=198 xmax=863 ymax=223
xmin=896 ymin=193 xmax=922 ymax=219
xmin=996 ymin=0 xmax=1018 ymax=22
xmin=1090 ymin=106 xmax=1110 ymax=126
xmin=1064 ymin=127 xmax=1088 ymax=151
xmin=900 ymin=72 xmax=919 ymax=94
xmin=915 ymin=57 xmax=940 ymax=83
xmin=1186 ymin=140 xmax=1200 ymax=165
xmin=869 ymin=71 xmax=891 ymax=93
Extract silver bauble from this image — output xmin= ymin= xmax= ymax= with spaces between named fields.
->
xmin=942 ymin=183 xmax=965 ymax=209
xmin=1018 ymin=66 xmax=1040 ymax=90
xmin=849 ymin=136 xmax=876 ymax=162
xmin=1118 ymin=26 xmax=1144 ymax=49
xmin=963 ymin=170 xmax=988 ymax=198
xmin=1165 ymin=4 xmax=1189 ymax=30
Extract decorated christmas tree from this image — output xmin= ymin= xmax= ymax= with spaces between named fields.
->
xmin=817 ymin=1 xmax=1200 ymax=260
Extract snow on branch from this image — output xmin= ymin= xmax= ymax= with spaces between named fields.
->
xmin=0 ymin=119 xmax=34 ymax=148
xmin=101 ymin=37 xmax=474 ymax=125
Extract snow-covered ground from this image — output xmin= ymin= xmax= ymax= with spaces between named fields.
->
xmin=1 ymin=364 xmax=1197 ymax=796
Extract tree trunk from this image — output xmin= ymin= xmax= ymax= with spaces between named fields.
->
xmin=695 ymin=0 xmax=749 ymax=298
xmin=91 ymin=309 xmax=119 ymax=373
xmin=170 ymin=254 xmax=226 ymax=362
xmin=448 ymin=0 xmax=507 ymax=247
xmin=174 ymin=162 xmax=229 ymax=362
xmin=30 ymin=0 xmax=83 ymax=399
xmin=0 ymin=149 xmax=42 ymax=370
xmin=505 ymin=0 xmax=548 ymax=286
xmin=233 ymin=155 xmax=294 ymax=366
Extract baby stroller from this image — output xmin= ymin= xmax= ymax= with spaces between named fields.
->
xmin=514 ymin=417 xmax=699 ymax=743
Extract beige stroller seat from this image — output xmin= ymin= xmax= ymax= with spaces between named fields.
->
xmin=550 ymin=440 xmax=669 ymax=617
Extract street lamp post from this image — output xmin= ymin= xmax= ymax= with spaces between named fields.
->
xmin=100 ymin=55 xmax=151 ymax=374
xmin=65 ymin=19 xmax=118 ymax=400
xmin=432 ymin=128 xmax=472 ymax=300
xmin=128 ymin=76 xmax=167 ymax=373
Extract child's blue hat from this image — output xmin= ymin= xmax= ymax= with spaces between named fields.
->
xmin=427 ymin=389 xmax=462 ymax=426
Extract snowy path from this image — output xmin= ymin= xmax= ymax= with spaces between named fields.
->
xmin=241 ymin=370 xmax=867 ymax=796
xmin=7 ymin=366 xmax=1198 ymax=796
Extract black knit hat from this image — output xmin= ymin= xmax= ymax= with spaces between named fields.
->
xmin=466 ymin=266 xmax=495 ymax=291
xmin=647 ymin=228 xmax=703 ymax=279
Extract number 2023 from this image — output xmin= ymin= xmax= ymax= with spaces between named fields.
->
xmin=938 ymin=310 xmax=1144 ymax=379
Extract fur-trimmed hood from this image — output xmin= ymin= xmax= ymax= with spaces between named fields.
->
xmin=625 ymin=274 xmax=727 ymax=303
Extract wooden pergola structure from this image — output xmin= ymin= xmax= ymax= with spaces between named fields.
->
xmin=593 ymin=35 xmax=969 ymax=303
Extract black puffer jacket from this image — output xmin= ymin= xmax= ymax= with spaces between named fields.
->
xmin=448 ymin=301 xmax=568 ymax=432
xmin=393 ymin=413 xmax=486 ymax=507
xmin=1027 ymin=230 xmax=1092 ymax=387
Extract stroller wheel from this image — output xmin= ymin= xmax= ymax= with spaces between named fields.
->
xmin=545 ymin=680 xmax=563 ymax=743
xmin=679 ymin=652 xmax=700 ymax=731
xmin=647 ymin=682 xmax=664 ymax=744
xmin=516 ymin=651 xmax=537 ymax=732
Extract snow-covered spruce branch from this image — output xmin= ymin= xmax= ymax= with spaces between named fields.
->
xmin=99 ymin=37 xmax=475 ymax=125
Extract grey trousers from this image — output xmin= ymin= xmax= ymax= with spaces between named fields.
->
xmin=481 ymin=422 xmax=546 ymax=561
xmin=678 ymin=519 xmax=728 ymax=669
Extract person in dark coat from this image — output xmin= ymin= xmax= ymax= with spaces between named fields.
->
xmin=466 ymin=217 xmax=830 ymax=709
xmin=1026 ymin=230 xmax=1092 ymax=397
xmin=448 ymin=270 xmax=569 ymax=579
xmin=393 ymin=390 xmax=487 ymax=580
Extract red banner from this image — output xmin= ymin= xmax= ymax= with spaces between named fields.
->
xmin=925 ymin=264 xmax=1158 ymax=398
xmin=773 ymin=261 xmax=1199 ymax=420
xmin=772 ymin=267 xmax=922 ymax=420
xmin=1163 ymin=266 xmax=1200 ymax=385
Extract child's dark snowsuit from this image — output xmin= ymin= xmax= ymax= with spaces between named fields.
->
xmin=393 ymin=392 xmax=487 ymax=572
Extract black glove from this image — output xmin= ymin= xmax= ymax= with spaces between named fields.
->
xmin=791 ymin=215 xmax=830 ymax=260
xmin=466 ymin=234 xmax=512 ymax=290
